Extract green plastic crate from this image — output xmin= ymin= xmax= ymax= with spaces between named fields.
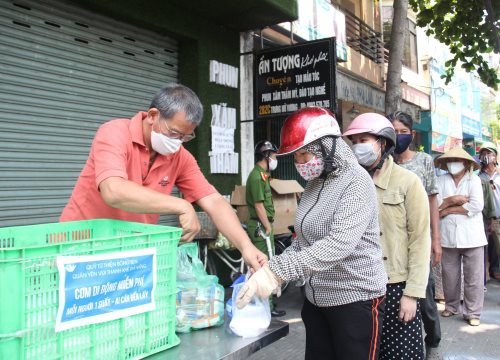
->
xmin=0 ymin=219 xmax=182 ymax=360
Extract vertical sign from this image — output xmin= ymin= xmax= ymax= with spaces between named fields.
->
xmin=254 ymin=38 xmax=337 ymax=119
xmin=210 ymin=103 xmax=239 ymax=174
xmin=208 ymin=59 xmax=239 ymax=173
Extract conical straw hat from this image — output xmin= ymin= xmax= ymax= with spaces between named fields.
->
xmin=434 ymin=147 xmax=480 ymax=171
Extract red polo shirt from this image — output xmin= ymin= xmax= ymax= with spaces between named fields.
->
xmin=60 ymin=111 xmax=216 ymax=223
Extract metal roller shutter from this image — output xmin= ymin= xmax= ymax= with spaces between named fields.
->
xmin=0 ymin=0 xmax=180 ymax=227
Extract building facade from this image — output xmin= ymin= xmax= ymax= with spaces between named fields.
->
xmin=0 ymin=0 xmax=297 ymax=226
xmin=240 ymin=0 xmax=392 ymax=183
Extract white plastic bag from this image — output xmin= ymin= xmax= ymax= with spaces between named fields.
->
xmin=229 ymin=281 xmax=271 ymax=338
xmin=176 ymin=243 xmax=225 ymax=333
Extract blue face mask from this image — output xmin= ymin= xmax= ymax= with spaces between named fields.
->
xmin=395 ymin=134 xmax=413 ymax=154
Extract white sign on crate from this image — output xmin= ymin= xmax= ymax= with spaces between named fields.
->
xmin=55 ymin=248 xmax=157 ymax=332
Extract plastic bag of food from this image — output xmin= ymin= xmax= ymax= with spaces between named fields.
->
xmin=226 ymin=274 xmax=246 ymax=319
xmin=176 ymin=243 xmax=224 ymax=333
xmin=229 ymin=277 xmax=271 ymax=338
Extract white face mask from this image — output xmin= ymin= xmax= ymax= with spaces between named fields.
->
xmin=352 ymin=142 xmax=380 ymax=167
xmin=447 ymin=161 xmax=465 ymax=175
xmin=294 ymin=156 xmax=324 ymax=181
xmin=151 ymin=130 xmax=182 ymax=155
xmin=268 ymin=158 xmax=278 ymax=171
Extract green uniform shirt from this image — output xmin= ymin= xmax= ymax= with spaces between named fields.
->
xmin=481 ymin=178 xmax=496 ymax=219
xmin=246 ymin=165 xmax=275 ymax=220
xmin=245 ymin=165 xmax=276 ymax=310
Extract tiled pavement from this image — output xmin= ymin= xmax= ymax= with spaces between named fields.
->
xmin=249 ymin=280 xmax=500 ymax=360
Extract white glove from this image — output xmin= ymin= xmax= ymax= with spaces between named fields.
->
xmin=236 ymin=265 xmax=282 ymax=309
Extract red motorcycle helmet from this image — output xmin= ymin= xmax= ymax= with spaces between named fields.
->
xmin=277 ymin=107 xmax=341 ymax=155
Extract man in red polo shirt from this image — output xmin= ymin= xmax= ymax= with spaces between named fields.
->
xmin=61 ymin=84 xmax=266 ymax=270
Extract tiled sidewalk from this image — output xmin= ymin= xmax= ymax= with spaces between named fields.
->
xmin=250 ymin=281 xmax=500 ymax=360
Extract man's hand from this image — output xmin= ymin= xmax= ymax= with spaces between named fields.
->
xmin=241 ymin=243 xmax=268 ymax=271
xmin=399 ymin=295 xmax=417 ymax=323
xmin=255 ymin=202 xmax=272 ymax=235
xmin=236 ymin=265 xmax=281 ymax=309
xmin=178 ymin=202 xmax=200 ymax=242
xmin=439 ymin=208 xmax=448 ymax=218
xmin=431 ymin=235 xmax=442 ymax=266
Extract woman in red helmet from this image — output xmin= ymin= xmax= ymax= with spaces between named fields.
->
xmin=237 ymin=107 xmax=387 ymax=359
xmin=344 ymin=113 xmax=431 ymax=360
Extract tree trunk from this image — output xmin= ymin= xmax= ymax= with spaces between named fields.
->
xmin=385 ymin=0 xmax=409 ymax=114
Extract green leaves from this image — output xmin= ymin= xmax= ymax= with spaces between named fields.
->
xmin=413 ymin=0 xmax=499 ymax=90
xmin=462 ymin=62 xmax=475 ymax=71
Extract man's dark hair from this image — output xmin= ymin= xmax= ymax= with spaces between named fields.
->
xmin=150 ymin=84 xmax=203 ymax=125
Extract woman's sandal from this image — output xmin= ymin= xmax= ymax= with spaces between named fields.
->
xmin=466 ymin=318 xmax=480 ymax=326
xmin=441 ymin=309 xmax=457 ymax=317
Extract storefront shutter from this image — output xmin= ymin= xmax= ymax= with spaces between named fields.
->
xmin=0 ymin=0 xmax=180 ymax=227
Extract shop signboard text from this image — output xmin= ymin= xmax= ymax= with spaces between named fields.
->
xmin=254 ymin=38 xmax=337 ymax=119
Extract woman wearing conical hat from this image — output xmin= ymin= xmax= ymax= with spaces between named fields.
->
xmin=435 ymin=148 xmax=486 ymax=326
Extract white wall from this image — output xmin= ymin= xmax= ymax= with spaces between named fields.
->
xmin=239 ymin=32 xmax=255 ymax=185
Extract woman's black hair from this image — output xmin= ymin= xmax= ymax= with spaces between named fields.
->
xmin=386 ymin=111 xmax=413 ymax=130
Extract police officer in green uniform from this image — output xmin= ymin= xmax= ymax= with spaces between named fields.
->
xmin=246 ymin=140 xmax=286 ymax=317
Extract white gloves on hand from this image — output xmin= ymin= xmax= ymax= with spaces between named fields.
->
xmin=236 ymin=265 xmax=282 ymax=309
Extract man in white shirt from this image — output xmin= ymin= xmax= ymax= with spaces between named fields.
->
xmin=435 ymin=148 xmax=486 ymax=326
xmin=478 ymin=142 xmax=500 ymax=280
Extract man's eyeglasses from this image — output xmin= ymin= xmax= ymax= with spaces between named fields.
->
xmin=158 ymin=120 xmax=196 ymax=142
xmin=490 ymin=180 xmax=497 ymax=191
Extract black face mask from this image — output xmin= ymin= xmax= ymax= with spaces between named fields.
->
xmin=395 ymin=134 xmax=413 ymax=154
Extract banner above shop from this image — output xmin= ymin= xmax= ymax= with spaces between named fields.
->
xmin=431 ymin=132 xmax=463 ymax=153
xmin=336 ymin=71 xmax=385 ymax=112
xmin=279 ymin=0 xmax=347 ymax=62
xmin=254 ymin=38 xmax=337 ymax=119
xmin=459 ymin=72 xmax=482 ymax=141
xmin=461 ymin=112 xmax=482 ymax=141
xmin=429 ymin=57 xmax=463 ymax=140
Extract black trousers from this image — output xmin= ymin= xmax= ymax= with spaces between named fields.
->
xmin=301 ymin=296 xmax=385 ymax=360
xmin=420 ymin=266 xmax=442 ymax=348
xmin=487 ymin=234 xmax=499 ymax=273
